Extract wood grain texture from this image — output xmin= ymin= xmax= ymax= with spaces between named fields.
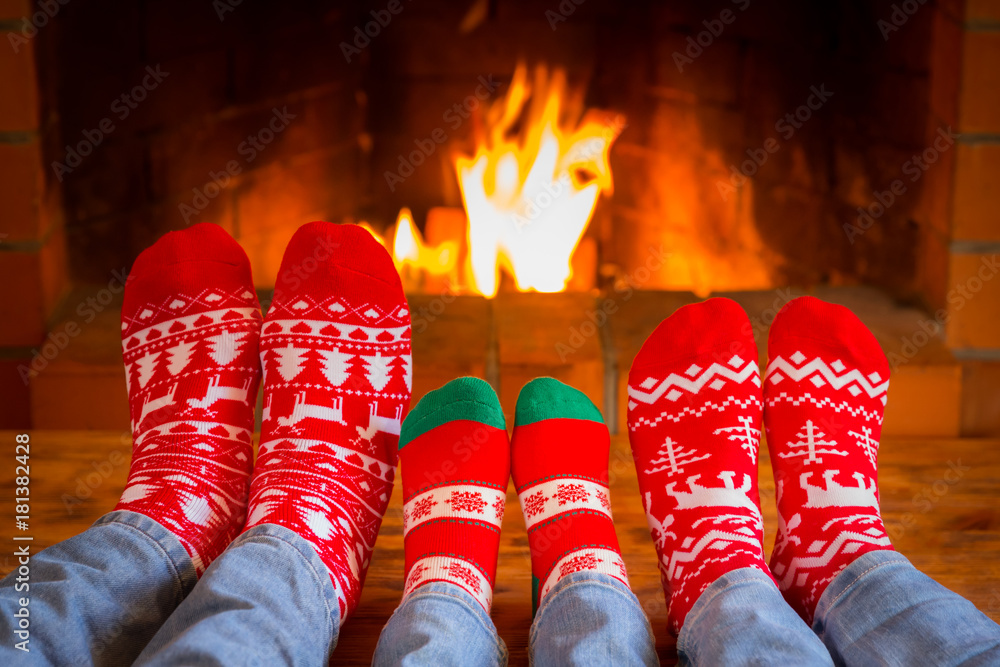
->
xmin=0 ymin=431 xmax=997 ymax=665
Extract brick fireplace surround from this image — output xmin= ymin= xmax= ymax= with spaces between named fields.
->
xmin=0 ymin=0 xmax=998 ymax=436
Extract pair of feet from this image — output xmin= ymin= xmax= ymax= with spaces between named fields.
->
xmin=116 ymin=221 xmax=411 ymax=621
xmin=399 ymin=375 xmax=628 ymax=615
xmin=117 ymin=219 xmax=626 ymax=624
xmin=628 ymin=297 xmax=893 ymax=632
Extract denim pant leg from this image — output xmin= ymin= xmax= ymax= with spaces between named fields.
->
xmin=677 ymin=566 xmax=833 ymax=666
xmin=373 ymin=581 xmax=508 ymax=667
xmin=814 ymin=550 xmax=1000 ymax=666
xmin=0 ymin=510 xmax=196 ymax=666
xmin=529 ymin=572 xmax=658 ymax=667
xmin=134 ymin=523 xmax=340 ymax=666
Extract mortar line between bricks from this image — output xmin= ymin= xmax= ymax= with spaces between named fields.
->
xmin=0 ymin=239 xmax=43 ymax=253
xmin=597 ymin=291 xmax=618 ymax=435
xmin=0 ymin=130 xmax=36 ymax=145
xmin=485 ymin=298 xmax=500 ymax=398
xmin=965 ymin=19 xmax=1000 ymax=31
xmin=949 ymin=240 xmax=1000 ymax=254
xmin=958 ymin=134 xmax=1000 ymax=145
xmin=952 ymin=348 xmax=1000 ymax=362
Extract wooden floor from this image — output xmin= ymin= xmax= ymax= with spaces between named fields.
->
xmin=1 ymin=431 xmax=998 ymax=664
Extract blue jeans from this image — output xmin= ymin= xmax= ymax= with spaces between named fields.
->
xmin=1 ymin=512 xmax=998 ymax=665
xmin=679 ymin=550 xmax=1000 ymax=666
xmin=373 ymin=571 xmax=658 ymax=666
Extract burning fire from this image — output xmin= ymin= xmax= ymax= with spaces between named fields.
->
xmin=364 ymin=63 xmax=623 ymax=297
xmin=457 ymin=63 xmax=622 ymax=297
xmin=392 ymin=208 xmax=458 ymax=284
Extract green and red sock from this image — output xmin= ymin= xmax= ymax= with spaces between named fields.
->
xmin=398 ymin=377 xmax=510 ymax=612
xmin=511 ymin=378 xmax=630 ymax=612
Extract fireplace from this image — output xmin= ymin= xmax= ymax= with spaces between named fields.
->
xmin=1 ymin=0 xmax=998 ymax=436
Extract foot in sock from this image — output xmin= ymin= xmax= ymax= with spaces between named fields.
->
xmin=627 ymin=298 xmax=772 ymax=633
xmin=397 ymin=377 xmax=509 ymax=612
xmin=511 ymin=378 xmax=630 ymax=613
xmin=243 ymin=221 xmax=412 ymax=621
xmin=764 ymin=296 xmax=892 ymax=622
xmin=116 ymin=223 xmax=263 ymax=574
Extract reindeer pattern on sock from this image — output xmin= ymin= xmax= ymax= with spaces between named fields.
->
xmin=764 ymin=341 xmax=893 ymax=619
xmin=628 ymin=335 xmax=772 ymax=631
xmin=248 ymin=292 xmax=412 ymax=620
xmin=118 ymin=284 xmax=263 ymax=574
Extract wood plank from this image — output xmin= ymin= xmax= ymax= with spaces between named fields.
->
xmin=0 ymin=431 xmax=997 ymax=665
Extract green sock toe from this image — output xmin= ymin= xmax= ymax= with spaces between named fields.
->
xmin=514 ymin=377 xmax=604 ymax=427
xmin=399 ymin=377 xmax=505 ymax=449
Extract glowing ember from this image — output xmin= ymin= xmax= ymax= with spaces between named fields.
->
xmin=456 ymin=62 xmax=623 ymax=297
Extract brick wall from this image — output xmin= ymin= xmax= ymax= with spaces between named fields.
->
xmin=5 ymin=0 xmax=998 ymax=431
xmin=933 ymin=0 xmax=1000 ymax=435
xmin=40 ymin=0 xmax=948 ymax=304
xmin=589 ymin=1 xmax=943 ymax=298
xmin=944 ymin=0 xmax=1000 ymax=352
xmin=48 ymin=0 xmax=365 ymax=288
xmin=0 ymin=0 xmax=69 ymax=428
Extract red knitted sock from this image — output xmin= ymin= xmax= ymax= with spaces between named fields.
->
xmin=116 ymin=223 xmax=262 ymax=574
xmin=627 ymin=298 xmax=772 ymax=633
xmin=243 ymin=221 xmax=412 ymax=622
xmin=398 ymin=377 xmax=510 ymax=613
xmin=764 ymin=296 xmax=893 ymax=622
xmin=511 ymin=378 xmax=629 ymax=613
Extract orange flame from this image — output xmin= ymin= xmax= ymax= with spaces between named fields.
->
xmin=391 ymin=207 xmax=457 ymax=278
xmin=359 ymin=63 xmax=623 ymax=297
xmin=456 ymin=63 xmax=622 ymax=297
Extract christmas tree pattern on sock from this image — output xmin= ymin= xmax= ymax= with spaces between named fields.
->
xmin=243 ymin=221 xmax=412 ymax=622
xmin=627 ymin=298 xmax=772 ymax=633
xmin=511 ymin=378 xmax=629 ymax=612
xmin=398 ymin=377 xmax=509 ymax=613
xmin=116 ymin=223 xmax=262 ymax=574
xmin=764 ymin=296 xmax=893 ymax=622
